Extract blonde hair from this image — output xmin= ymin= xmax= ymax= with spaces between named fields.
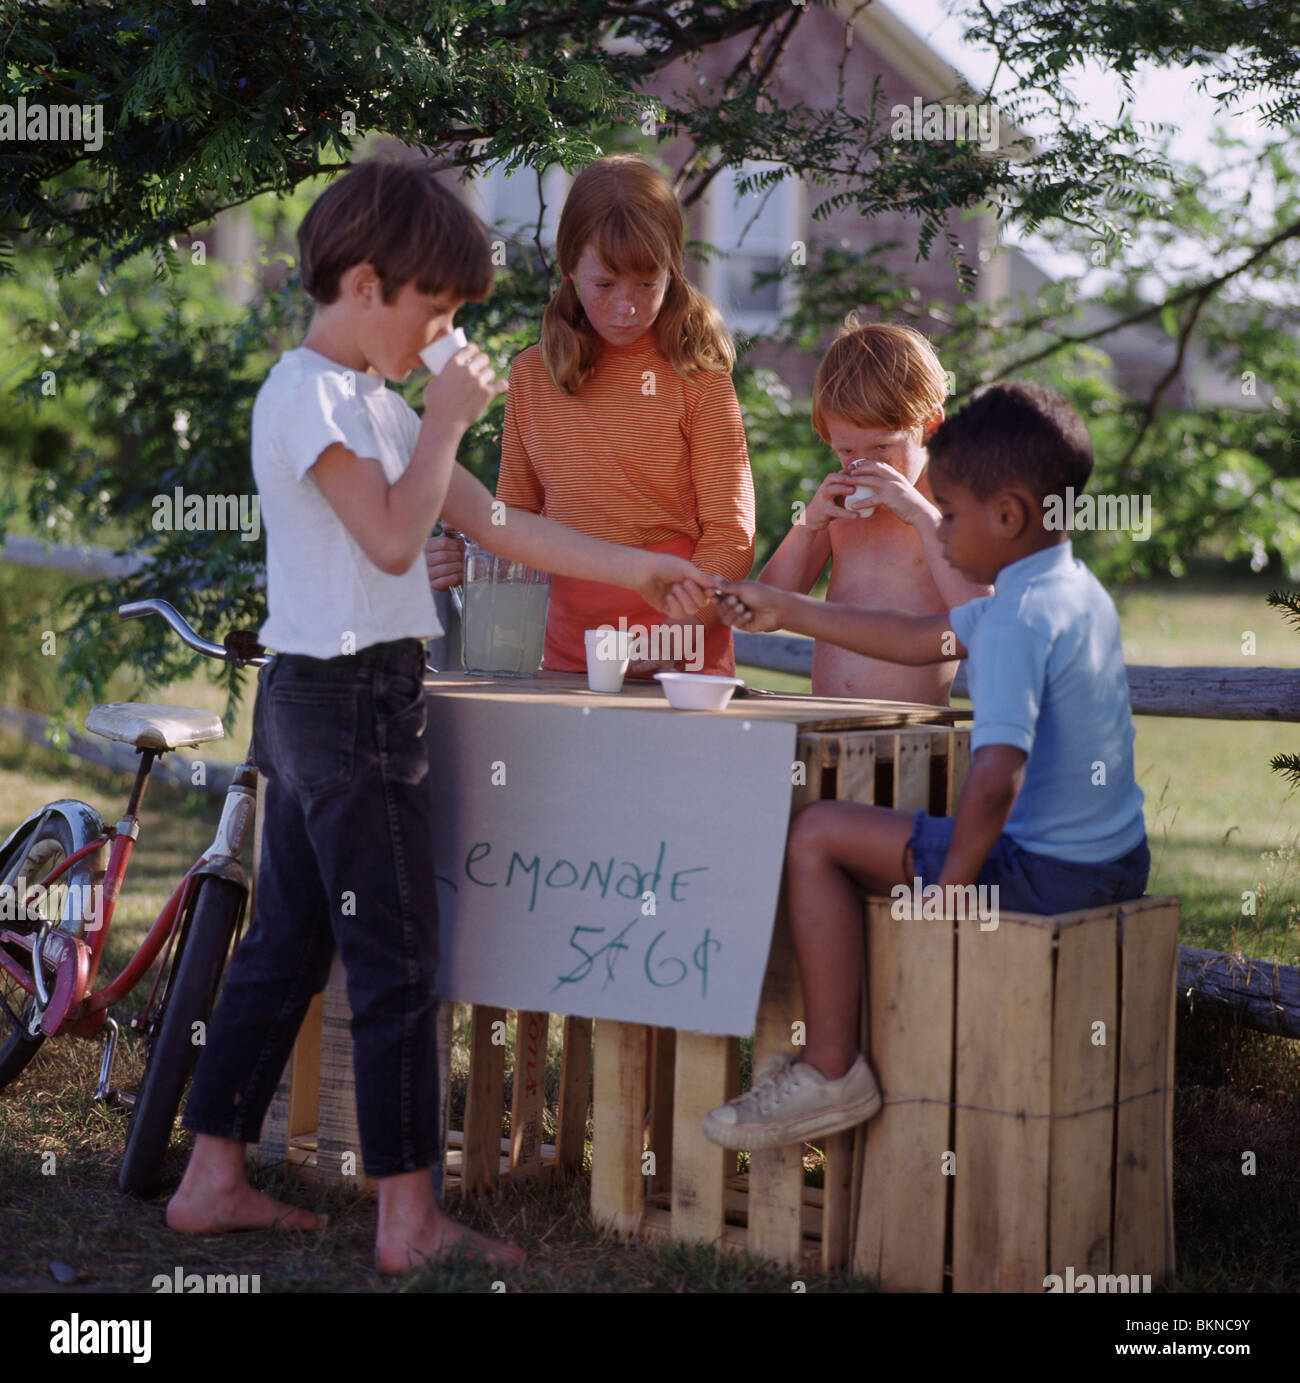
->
xmin=811 ymin=315 xmax=948 ymax=443
xmin=541 ymin=156 xmax=735 ymax=394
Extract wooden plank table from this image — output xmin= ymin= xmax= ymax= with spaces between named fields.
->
xmin=252 ymin=669 xmax=970 ymax=1260
xmin=428 ymin=672 xmax=967 ymax=1262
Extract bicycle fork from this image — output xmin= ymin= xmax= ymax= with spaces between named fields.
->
xmin=198 ymin=758 xmax=259 ymax=892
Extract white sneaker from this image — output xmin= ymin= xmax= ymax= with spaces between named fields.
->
xmin=701 ymin=1053 xmax=882 ymax=1151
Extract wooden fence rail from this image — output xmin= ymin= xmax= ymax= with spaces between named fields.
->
xmin=4 ymin=537 xmax=1296 ymax=721
xmin=732 ymin=633 xmax=1300 ymax=722
xmin=1177 ymin=946 xmax=1300 ymax=1039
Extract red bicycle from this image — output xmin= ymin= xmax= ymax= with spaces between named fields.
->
xmin=0 ymin=598 xmax=268 ymax=1195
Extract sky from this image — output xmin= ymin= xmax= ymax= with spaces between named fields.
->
xmin=883 ymin=0 xmax=1279 ymax=279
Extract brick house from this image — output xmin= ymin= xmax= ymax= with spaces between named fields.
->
xmin=464 ymin=0 xmax=1214 ymax=407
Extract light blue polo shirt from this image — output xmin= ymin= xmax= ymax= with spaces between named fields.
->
xmin=947 ymin=541 xmax=1145 ymax=864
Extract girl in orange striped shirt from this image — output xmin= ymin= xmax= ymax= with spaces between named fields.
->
xmin=428 ymin=155 xmax=755 ymax=676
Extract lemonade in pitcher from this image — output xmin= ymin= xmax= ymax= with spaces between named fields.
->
xmin=459 ymin=539 xmax=551 ymax=677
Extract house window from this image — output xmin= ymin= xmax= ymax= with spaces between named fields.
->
xmin=703 ymin=161 xmax=801 ymax=335
xmin=466 ymin=161 xmax=567 ymax=251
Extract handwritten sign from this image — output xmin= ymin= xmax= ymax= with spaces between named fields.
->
xmin=426 ymin=695 xmax=796 ymax=1035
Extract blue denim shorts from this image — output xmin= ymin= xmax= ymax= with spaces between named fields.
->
xmin=907 ymin=810 xmax=1151 ymax=915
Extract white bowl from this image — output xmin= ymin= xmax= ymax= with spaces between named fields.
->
xmin=654 ymin=672 xmax=743 ymax=711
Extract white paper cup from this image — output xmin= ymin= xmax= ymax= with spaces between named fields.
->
xmin=846 ymin=482 xmax=877 ymax=516
xmin=420 ymin=327 xmax=468 ymax=375
xmin=585 ymin=627 xmax=630 ymax=694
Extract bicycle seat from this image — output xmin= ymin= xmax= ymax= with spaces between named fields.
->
xmin=84 ymin=702 xmax=224 ymax=751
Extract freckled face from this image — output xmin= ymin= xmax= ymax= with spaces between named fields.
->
xmin=571 ymin=245 xmax=670 ymax=346
xmin=823 ymin=416 xmax=927 ymax=487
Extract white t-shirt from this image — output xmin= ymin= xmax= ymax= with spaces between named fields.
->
xmin=251 ymin=346 xmax=443 ymax=657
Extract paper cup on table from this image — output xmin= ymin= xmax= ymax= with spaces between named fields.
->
xmin=585 ymin=627 xmax=630 ymax=694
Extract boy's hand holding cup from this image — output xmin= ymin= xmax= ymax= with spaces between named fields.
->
xmin=845 ymin=460 xmax=879 ymax=517
xmin=802 ymin=469 xmax=865 ymax=531
xmin=847 ymin=458 xmax=930 ymax=527
xmin=420 ymin=327 xmax=468 ymax=377
xmin=420 ymin=329 xmax=506 ymax=428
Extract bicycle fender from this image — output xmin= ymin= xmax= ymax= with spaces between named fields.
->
xmin=0 ymin=799 xmax=106 ymax=881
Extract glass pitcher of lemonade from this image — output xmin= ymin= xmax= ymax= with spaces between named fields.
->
xmin=459 ymin=538 xmax=552 ymax=678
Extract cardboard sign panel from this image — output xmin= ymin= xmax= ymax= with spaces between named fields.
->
xmin=427 ymin=696 xmax=796 ymax=1036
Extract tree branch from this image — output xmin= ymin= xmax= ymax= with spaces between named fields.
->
xmin=532 ymin=162 xmax=554 ymax=281
xmin=985 ymin=213 xmax=1300 ymax=381
xmin=678 ymin=4 xmax=807 ymax=211
xmin=1115 ymin=278 xmax=1216 ymax=475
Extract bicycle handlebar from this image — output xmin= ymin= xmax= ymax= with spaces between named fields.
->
xmin=118 ymin=599 xmax=270 ymax=667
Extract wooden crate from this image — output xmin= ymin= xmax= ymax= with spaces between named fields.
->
xmin=590 ymin=725 xmax=1177 ymax=1292
xmin=593 ymin=725 xmax=972 ymax=1271
xmin=856 ymin=893 xmax=1178 ymax=1292
xmin=250 ymin=969 xmax=592 ymax=1199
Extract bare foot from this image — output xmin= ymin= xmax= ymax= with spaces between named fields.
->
xmin=375 ymin=1207 xmax=526 ymax=1275
xmin=167 ymin=1179 xmax=328 ymax=1235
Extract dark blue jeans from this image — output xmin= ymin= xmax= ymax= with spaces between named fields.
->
xmin=183 ymin=639 xmax=441 ymax=1178
xmin=908 ymin=809 xmax=1151 ymax=915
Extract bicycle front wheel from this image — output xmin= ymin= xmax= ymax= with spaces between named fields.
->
xmin=0 ymin=814 xmax=81 ymax=1088
xmin=118 ymin=873 xmax=243 ymax=1197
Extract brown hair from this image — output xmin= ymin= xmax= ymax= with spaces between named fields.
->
xmin=297 ymin=156 xmax=495 ymax=306
xmin=926 ymin=380 xmax=1094 ymax=503
xmin=811 ymin=316 xmax=948 ymax=442
xmin=541 ymin=155 xmax=735 ymax=394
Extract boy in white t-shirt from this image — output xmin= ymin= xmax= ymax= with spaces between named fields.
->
xmin=167 ymin=158 xmax=708 ymax=1273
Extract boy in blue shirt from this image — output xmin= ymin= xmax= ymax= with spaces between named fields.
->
xmin=696 ymin=380 xmax=1149 ymax=1149
xmin=165 ymin=158 xmax=709 ymax=1269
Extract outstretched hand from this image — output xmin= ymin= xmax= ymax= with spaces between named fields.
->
xmin=710 ymin=578 xmax=789 ymax=634
xmin=636 ymin=554 xmax=714 ymax=619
